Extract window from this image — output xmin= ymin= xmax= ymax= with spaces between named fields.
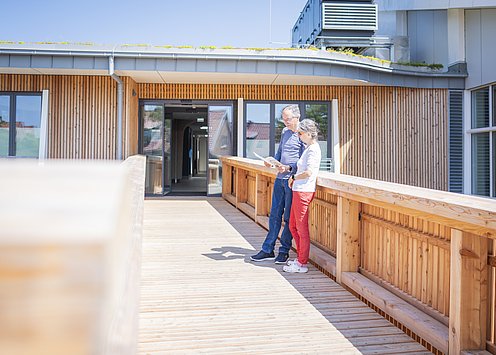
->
xmin=245 ymin=103 xmax=270 ymax=159
xmin=469 ymin=86 xmax=495 ymax=197
xmin=244 ymin=101 xmax=332 ymax=168
xmin=0 ymin=93 xmax=42 ymax=158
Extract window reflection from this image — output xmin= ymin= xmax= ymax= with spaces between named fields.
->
xmin=0 ymin=96 xmax=10 ymax=157
xmin=15 ymin=95 xmax=42 ymax=157
xmin=275 ymin=103 xmax=293 ymax=153
xmin=246 ymin=103 xmax=270 ymax=159
xmin=305 ymin=104 xmax=328 ymax=158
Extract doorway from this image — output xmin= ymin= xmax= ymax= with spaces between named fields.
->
xmin=139 ymin=101 xmax=234 ymax=196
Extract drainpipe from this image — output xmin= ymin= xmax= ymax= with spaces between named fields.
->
xmin=109 ymin=56 xmax=123 ymax=160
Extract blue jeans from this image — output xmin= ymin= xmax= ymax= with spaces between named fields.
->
xmin=261 ymin=178 xmax=293 ymax=255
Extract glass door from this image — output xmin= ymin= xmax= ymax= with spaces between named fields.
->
xmin=207 ymin=105 xmax=233 ymax=195
xmin=141 ymin=103 xmax=171 ymax=195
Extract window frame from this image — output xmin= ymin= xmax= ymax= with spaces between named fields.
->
xmin=243 ymin=100 xmax=332 ymax=159
xmin=0 ymin=91 xmax=43 ymax=158
xmin=467 ymin=83 xmax=496 ymax=197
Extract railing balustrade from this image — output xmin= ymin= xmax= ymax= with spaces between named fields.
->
xmin=221 ymin=156 xmax=496 ymax=355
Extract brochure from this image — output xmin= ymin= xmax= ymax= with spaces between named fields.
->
xmin=253 ymin=152 xmax=283 ymax=168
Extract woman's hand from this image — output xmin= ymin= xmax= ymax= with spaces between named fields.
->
xmin=288 ymin=175 xmax=294 ymax=188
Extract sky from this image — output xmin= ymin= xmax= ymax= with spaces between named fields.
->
xmin=1 ymin=0 xmax=308 ymax=48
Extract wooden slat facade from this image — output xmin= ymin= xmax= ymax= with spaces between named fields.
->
xmin=1 ymin=74 xmax=448 ymax=190
xmin=0 ymin=74 xmax=118 ymax=159
xmin=138 ymin=83 xmax=449 ymax=190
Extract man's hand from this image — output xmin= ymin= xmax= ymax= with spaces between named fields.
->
xmin=276 ymin=164 xmax=289 ymax=173
xmin=263 ymin=161 xmax=272 ymax=168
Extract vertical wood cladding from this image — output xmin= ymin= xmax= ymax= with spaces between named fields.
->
xmin=0 ymin=76 xmax=448 ymax=190
xmin=0 ymin=74 xmax=118 ymax=160
xmin=138 ymin=83 xmax=448 ymax=191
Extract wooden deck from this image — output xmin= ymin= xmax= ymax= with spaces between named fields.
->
xmin=139 ymin=198 xmax=432 ymax=354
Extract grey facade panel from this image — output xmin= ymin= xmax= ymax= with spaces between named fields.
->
xmin=197 ymin=59 xmax=217 ymax=72
xmin=217 ymin=60 xmax=236 ymax=73
xmin=314 ymin=63 xmax=331 ymax=76
xmin=236 ymin=60 xmax=257 ymax=73
xmin=465 ymin=8 xmax=496 ymax=89
xmin=136 ymin=58 xmax=156 ymax=71
xmin=10 ymin=55 xmax=30 ymax=68
xmin=481 ymin=9 xmax=496 ymax=87
xmin=176 ymin=59 xmax=196 ymax=72
xmin=418 ymin=77 xmax=434 ymax=88
xmin=295 ymin=62 xmax=314 ymax=75
xmin=115 ymin=57 xmax=136 ymax=70
xmin=433 ymin=78 xmax=449 ymax=89
xmin=73 ymin=57 xmax=95 ymax=70
xmin=408 ymin=10 xmax=449 ymax=69
xmin=31 ymin=56 xmax=52 ymax=68
xmin=52 ymin=56 xmax=73 ymax=69
xmin=94 ymin=57 xmax=108 ymax=70
xmin=156 ymin=59 xmax=176 ymax=71
xmin=330 ymin=65 xmax=346 ymax=78
xmin=404 ymin=76 xmax=419 ymax=87
xmin=276 ymin=62 xmax=295 ymax=75
xmin=357 ymin=68 xmax=370 ymax=82
xmin=257 ymin=61 xmax=277 ymax=74
xmin=0 ymin=55 xmax=9 ymax=67
xmin=465 ymin=10 xmax=483 ymax=88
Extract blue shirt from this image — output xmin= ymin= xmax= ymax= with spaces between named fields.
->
xmin=275 ymin=127 xmax=305 ymax=179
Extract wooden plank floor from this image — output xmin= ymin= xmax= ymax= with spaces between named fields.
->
xmin=139 ymin=198 xmax=431 ymax=354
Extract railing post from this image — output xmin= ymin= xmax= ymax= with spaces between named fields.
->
xmin=255 ymin=173 xmax=268 ymax=224
xmin=449 ymin=229 xmax=489 ymax=354
xmin=235 ymin=168 xmax=248 ymax=208
xmin=336 ymin=196 xmax=361 ymax=283
xmin=222 ymin=162 xmax=232 ymax=197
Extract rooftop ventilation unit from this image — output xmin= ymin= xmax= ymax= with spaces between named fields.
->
xmin=322 ymin=2 xmax=378 ymax=31
xmin=292 ymin=0 xmax=389 ymax=55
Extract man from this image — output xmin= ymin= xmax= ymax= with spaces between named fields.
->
xmin=250 ymin=104 xmax=305 ymax=264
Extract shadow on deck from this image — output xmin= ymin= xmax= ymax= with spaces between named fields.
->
xmin=139 ymin=197 xmax=431 ymax=354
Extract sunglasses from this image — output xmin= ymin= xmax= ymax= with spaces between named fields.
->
xmin=298 ymin=131 xmax=306 ymax=136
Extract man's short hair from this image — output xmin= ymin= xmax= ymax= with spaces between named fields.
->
xmin=282 ymin=104 xmax=301 ymax=120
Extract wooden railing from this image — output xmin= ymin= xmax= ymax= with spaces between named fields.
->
xmin=221 ymin=156 xmax=496 ymax=355
xmin=0 ymin=155 xmax=146 ymax=355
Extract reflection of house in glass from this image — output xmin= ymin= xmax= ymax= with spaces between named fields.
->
xmin=208 ymin=110 xmax=232 ymax=158
xmin=246 ymin=121 xmax=270 ymax=141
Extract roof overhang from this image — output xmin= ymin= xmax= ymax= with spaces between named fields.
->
xmin=0 ymin=44 xmax=467 ymax=89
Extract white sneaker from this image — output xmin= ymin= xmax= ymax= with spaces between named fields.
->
xmin=286 ymin=258 xmax=297 ymax=266
xmin=283 ymin=261 xmax=308 ymax=273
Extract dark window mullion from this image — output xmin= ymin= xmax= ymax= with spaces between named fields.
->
xmin=328 ymin=103 xmax=332 ymax=159
xmin=9 ymin=94 xmax=15 ymax=156
xmin=272 ymin=103 xmax=276 ymax=157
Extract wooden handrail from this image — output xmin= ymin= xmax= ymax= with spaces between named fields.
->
xmin=0 ymin=155 xmax=146 ymax=355
xmin=221 ymin=156 xmax=495 ymax=355
xmin=221 ymin=156 xmax=496 ymax=238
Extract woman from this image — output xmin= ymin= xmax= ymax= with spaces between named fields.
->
xmin=283 ymin=119 xmax=322 ymax=273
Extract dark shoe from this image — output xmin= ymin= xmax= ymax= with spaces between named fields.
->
xmin=250 ymin=250 xmax=275 ymax=262
xmin=274 ymin=253 xmax=289 ymax=264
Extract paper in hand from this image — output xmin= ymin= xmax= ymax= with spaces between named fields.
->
xmin=253 ymin=152 xmax=283 ymax=167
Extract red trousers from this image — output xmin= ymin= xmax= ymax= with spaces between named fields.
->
xmin=289 ymin=191 xmax=315 ymax=265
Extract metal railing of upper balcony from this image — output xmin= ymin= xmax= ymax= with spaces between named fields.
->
xmin=220 ymin=156 xmax=496 ymax=355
